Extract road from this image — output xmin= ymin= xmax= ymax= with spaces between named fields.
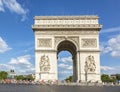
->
xmin=0 ymin=84 xmax=120 ymax=92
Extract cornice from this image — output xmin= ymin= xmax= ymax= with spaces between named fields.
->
xmin=34 ymin=15 xmax=99 ymax=20
xmin=77 ymin=50 xmax=100 ymax=52
xmin=35 ymin=49 xmax=57 ymax=52
xmin=32 ymin=24 xmax=102 ymax=30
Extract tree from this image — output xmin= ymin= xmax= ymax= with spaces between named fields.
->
xmin=101 ymin=74 xmax=110 ymax=82
xmin=109 ymin=77 xmax=117 ymax=83
xmin=65 ymin=76 xmax=73 ymax=82
xmin=15 ymin=75 xmax=25 ymax=80
xmin=0 ymin=71 xmax=8 ymax=80
xmin=26 ymin=75 xmax=34 ymax=81
xmin=116 ymin=74 xmax=120 ymax=81
xmin=15 ymin=75 xmax=34 ymax=81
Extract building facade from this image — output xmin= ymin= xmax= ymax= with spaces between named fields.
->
xmin=32 ymin=15 xmax=102 ymax=82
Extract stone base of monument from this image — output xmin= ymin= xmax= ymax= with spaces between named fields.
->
xmin=58 ymin=80 xmax=103 ymax=86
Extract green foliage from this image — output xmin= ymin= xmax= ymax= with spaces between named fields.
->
xmin=0 ymin=71 xmax=8 ymax=80
xmin=101 ymin=74 xmax=117 ymax=83
xmin=101 ymin=74 xmax=110 ymax=82
xmin=26 ymin=75 xmax=34 ymax=81
xmin=15 ymin=75 xmax=34 ymax=81
xmin=65 ymin=76 xmax=73 ymax=82
xmin=109 ymin=77 xmax=116 ymax=83
xmin=116 ymin=74 xmax=120 ymax=81
xmin=15 ymin=75 xmax=24 ymax=80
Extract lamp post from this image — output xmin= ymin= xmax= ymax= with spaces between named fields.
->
xmin=84 ymin=63 xmax=88 ymax=82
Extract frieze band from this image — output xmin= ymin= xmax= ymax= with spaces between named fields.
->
xmin=81 ymin=38 xmax=97 ymax=48
xmin=37 ymin=38 xmax=52 ymax=47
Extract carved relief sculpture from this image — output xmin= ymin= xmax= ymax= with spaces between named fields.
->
xmin=37 ymin=39 xmax=52 ymax=47
xmin=40 ymin=55 xmax=50 ymax=72
xmin=84 ymin=55 xmax=96 ymax=73
xmin=82 ymin=38 xmax=97 ymax=48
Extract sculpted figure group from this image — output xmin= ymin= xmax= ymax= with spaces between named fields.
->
xmin=84 ymin=55 xmax=96 ymax=73
xmin=40 ymin=55 xmax=50 ymax=72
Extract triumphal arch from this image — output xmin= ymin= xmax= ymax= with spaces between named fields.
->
xmin=32 ymin=15 xmax=102 ymax=82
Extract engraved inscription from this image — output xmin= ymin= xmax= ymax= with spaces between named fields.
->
xmin=38 ymin=39 xmax=52 ymax=47
xmin=82 ymin=39 xmax=97 ymax=48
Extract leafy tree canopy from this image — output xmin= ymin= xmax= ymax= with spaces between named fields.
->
xmin=0 ymin=71 xmax=8 ymax=80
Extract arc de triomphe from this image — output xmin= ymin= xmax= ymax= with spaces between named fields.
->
xmin=32 ymin=16 xmax=102 ymax=82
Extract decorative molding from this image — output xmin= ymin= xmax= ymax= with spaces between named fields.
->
xmin=54 ymin=36 xmax=65 ymax=47
xmin=33 ymin=16 xmax=102 ymax=30
xmin=39 ymin=55 xmax=50 ymax=72
xmin=35 ymin=20 xmax=99 ymax=25
xmin=54 ymin=36 xmax=79 ymax=49
xmin=35 ymin=49 xmax=57 ymax=52
xmin=37 ymin=38 xmax=52 ymax=47
xmin=68 ymin=36 xmax=79 ymax=46
xmin=34 ymin=16 xmax=99 ymax=20
xmin=78 ymin=50 xmax=100 ymax=52
xmin=32 ymin=24 xmax=102 ymax=30
xmin=35 ymin=30 xmax=99 ymax=35
xmin=81 ymin=38 xmax=97 ymax=48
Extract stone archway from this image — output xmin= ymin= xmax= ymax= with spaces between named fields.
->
xmin=32 ymin=15 xmax=102 ymax=82
xmin=57 ymin=40 xmax=77 ymax=82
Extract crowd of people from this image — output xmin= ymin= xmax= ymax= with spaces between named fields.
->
xmin=0 ymin=79 xmax=58 ymax=85
xmin=0 ymin=79 xmax=120 ymax=86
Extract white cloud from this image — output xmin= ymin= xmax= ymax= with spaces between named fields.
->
xmin=58 ymin=63 xmax=73 ymax=70
xmin=67 ymin=66 xmax=73 ymax=70
xmin=0 ymin=0 xmax=28 ymax=21
xmin=8 ymin=55 xmax=35 ymax=75
xmin=59 ymin=70 xmax=72 ymax=74
xmin=101 ymin=66 xmax=115 ymax=71
xmin=101 ymin=34 xmax=120 ymax=57
xmin=58 ymin=63 xmax=68 ymax=68
xmin=58 ymin=56 xmax=73 ymax=77
xmin=0 ymin=64 xmax=14 ymax=71
xmin=3 ymin=0 xmax=26 ymax=14
xmin=0 ymin=55 xmax=34 ymax=75
xmin=0 ymin=37 xmax=11 ymax=53
xmin=24 ymin=46 xmax=34 ymax=53
xmin=58 ymin=56 xmax=72 ymax=63
xmin=58 ymin=56 xmax=73 ymax=80
xmin=101 ymin=66 xmax=120 ymax=74
xmin=9 ymin=55 xmax=31 ymax=65
xmin=0 ymin=0 xmax=4 ymax=11
xmin=100 ymin=45 xmax=112 ymax=53
xmin=58 ymin=70 xmax=73 ymax=80
xmin=100 ymin=26 xmax=120 ymax=33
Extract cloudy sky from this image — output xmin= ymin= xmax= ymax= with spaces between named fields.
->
xmin=0 ymin=0 xmax=120 ymax=80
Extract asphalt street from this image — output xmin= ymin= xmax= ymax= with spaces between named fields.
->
xmin=0 ymin=84 xmax=120 ymax=92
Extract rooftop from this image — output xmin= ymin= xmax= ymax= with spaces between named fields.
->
xmin=34 ymin=15 xmax=99 ymax=20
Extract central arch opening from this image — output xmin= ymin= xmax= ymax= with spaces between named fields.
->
xmin=58 ymin=51 xmax=73 ymax=81
xmin=57 ymin=40 xmax=77 ymax=82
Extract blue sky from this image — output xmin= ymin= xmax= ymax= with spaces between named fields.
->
xmin=0 ymin=0 xmax=120 ymax=80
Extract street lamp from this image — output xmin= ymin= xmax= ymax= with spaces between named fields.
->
xmin=84 ymin=62 xmax=88 ymax=82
